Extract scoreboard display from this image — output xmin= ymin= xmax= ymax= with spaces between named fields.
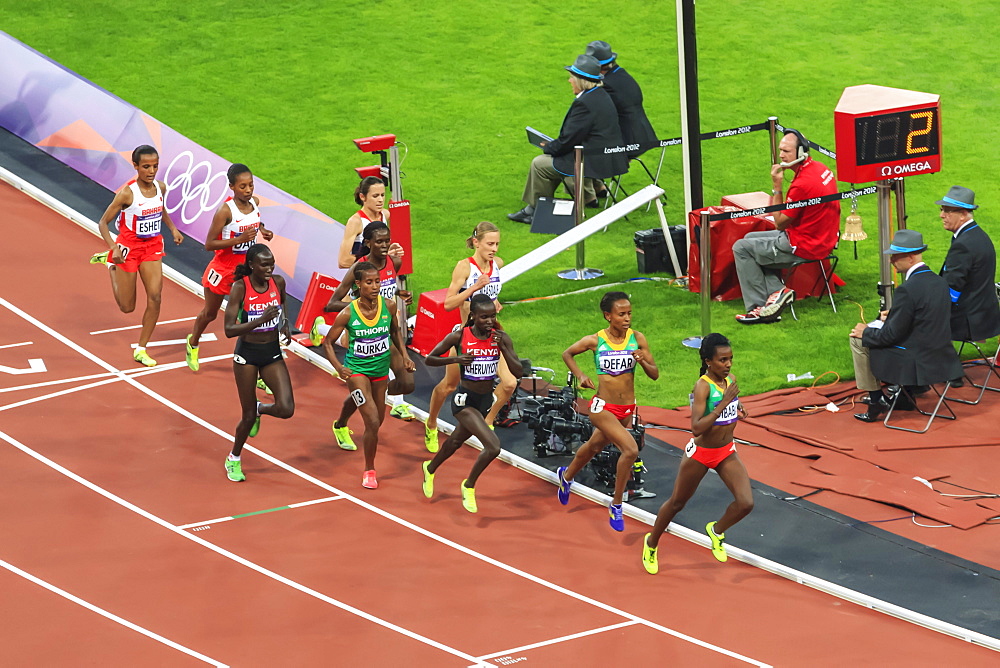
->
xmin=834 ymin=85 xmax=941 ymax=183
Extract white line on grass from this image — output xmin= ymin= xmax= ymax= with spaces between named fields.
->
xmin=474 ymin=620 xmax=639 ymax=662
xmin=0 ymin=295 xmax=768 ymax=667
xmin=0 ymin=557 xmax=227 ymax=666
xmin=90 ymin=316 xmax=197 ymax=335
xmin=0 ymin=340 xmax=33 ymax=350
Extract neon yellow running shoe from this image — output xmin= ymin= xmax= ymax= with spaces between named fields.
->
xmin=642 ymin=533 xmax=659 ymax=574
xmin=133 ymin=348 xmax=156 ymax=367
xmin=256 ymin=378 xmax=273 ymax=394
xmin=390 ymin=402 xmax=415 ymax=421
xmin=89 ymin=250 xmax=109 ymax=265
xmin=225 ymin=459 xmax=245 ymax=482
xmin=185 ymin=334 xmax=199 ymax=372
xmin=248 ymin=416 xmax=261 ymax=438
xmin=424 ymin=423 xmax=439 ymax=453
xmin=422 ymin=461 xmax=435 ymax=498
xmin=333 ymin=424 xmax=356 ymax=451
xmin=460 ymin=479 xmax=477 ymax=513
xmin=310 ymin=316 xmax=326 ymax=347
xmin=706 ymin=521 xmax=728 ymax=562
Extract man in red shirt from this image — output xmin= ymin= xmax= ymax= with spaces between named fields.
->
xmin=733 ymin=130 xmax=840 ymax=324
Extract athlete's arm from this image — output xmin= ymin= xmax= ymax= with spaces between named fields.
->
xmin=254 ymin=197 xmax=274 ymax=241
xmin=391 ymin=253 xmax=412 ymax=305
xmin=223 ymin=280 xmax=279 ymax=338
xmin=387 ymin=300 xmax=416 ymax=372
xmin=338 ymin=215 xmax=364 ymax=268
xmin=96 ymin=186 xmax=134 ymax=262
xmin=158 ymin=181 xmax=184 ymax=245
xmin=690 ymin=379 xmax=716 ymax=436
xmin=325 ymin=262 xmax=359 ymax=312
xmin=563 ymin=335 xmax=599 ymax=390
xmin=274 ymin=275 xmax=291 ymax=344
xmin=322 ymin=308 xmax=353 ymax=380
xmin=632 ymin=331 xmax=659 ymax=380
xmin=443 ymin=259 xmax=485 ymax=311
xmin=426 ymin=330 xmax=471 ymax=367
xmin=496 ymin=331 xmax=523 ymax=380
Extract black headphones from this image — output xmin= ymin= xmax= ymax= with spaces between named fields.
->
xmin=784 ymin=128 xmax=810 ymax=161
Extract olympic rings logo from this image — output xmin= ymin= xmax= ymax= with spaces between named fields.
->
xmin=163 ymin=150 xmax=229 ymax=226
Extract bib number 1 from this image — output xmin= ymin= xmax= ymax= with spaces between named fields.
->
xmin=589 ymin=396 xmax=606 ymax=414
xmin=454 ymin=392 xmax=468 ymax=408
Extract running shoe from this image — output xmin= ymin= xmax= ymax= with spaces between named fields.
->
xmin=225 ymin=459 xmax=245 ymax=482
xmin=609 ymin=503 xmax=625 ymax=532
xmin=256 ymin=378 xmax=273 ymax=394
xmin=333 ymin=424 xmax=356 ymax=451
xmin=556 ymin=466 xmax=572 ymax=505
xmin=706 ymin=521 xmax=728 ymax=562
xmin=362 ymin=470 xmax=378 ymax=489
xmin=89 ymin=250 xmax=109 ymax=265
xmin=390 ymin=402 xmax=415 ymax=421
xmin=460 ymin=479 xmax=478 ymax=513
xmin=310 ymin=316 xmax=326 ymax=347
xmin=424 ymin=423 xmax=439 ymax=453
xmin=487 ymin=424 xmax=495 ymax=431
xmin=248 ymin=416 xmax=261 ymax=438
xmin=133 ymin=348 xmax=156 ymax=367
xmin=185 ymin=334 xmax=199 ymax=372
xmin=421 ymin=460 xmax=435 ymax=498
xmin=760 ymin=288 xmax=795 ymax=319
xmin=642 ymin=533 xmax=659 ymax=574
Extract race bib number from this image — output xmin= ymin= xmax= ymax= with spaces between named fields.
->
xmin=353 ymin=336 xmax=390 ymax=358
xmin=206 ymin=268 xmax=223 ymax=287
xmin=136 ymin=215 xmax=161 ymax=237
xmin=590 ymin=396 xmax=606 ymax=414
xmin=684 ymin=440 xmax=697 ymax=458
xmin=453 ymin=392 xmax=468 ymax=408
xmin=115 ymin=243 xmax=131 ymax=261
xmin=350 ymin=388 xmax=366 ymax=407
xmin=233 ymin=354 xmax=247 ymax=365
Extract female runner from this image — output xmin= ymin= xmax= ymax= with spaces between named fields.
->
xmin=187 ymin=163 xmax=272 ymax=372
xmin=314 ymin=222 xmax=415 ymax=449
xmin=222 ymin=244 xmax=295 ymax=482
xmin=322 ymin=262 xmax=413 ymax=489
xmin=424 ymin=222 xmax=516 ymax=452
xmin=556 ymin=291 xmax=659 ymax=532
xmin=421 ymin=294 xmax=523 ymax=513
xmin=336 ymin=176 xmax=402 ymax=268
xmin=642 ymin=333 xmax=753 ymax=574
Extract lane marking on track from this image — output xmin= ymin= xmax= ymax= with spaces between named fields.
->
xmin=0 ymin=557 xmax=227 ymax=666
xmin=0 ymin=428 xmax=492 ymax=668
xmin=90 ymin=316 xmax=197 ymax=335
xmin=130 ymin=333 xmax=217 ymax=349
xmin=0 ymin=295 xmax=770 ymax=667
xmin=473 ymin=620 xmax=639 ymax=663
xmin=0 ymin=340 xmax=33 ymax=350
xmin=177 ymin=495 xmax=345 ymax=530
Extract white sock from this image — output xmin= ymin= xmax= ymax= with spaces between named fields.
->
xmin=318 ymin=323 xmax=332 ymax=337
xmin=228 ymin=453 xmax=240 ymax=461
xmin=135 ymin=346 xmax=146 ymax=354
xmin=387 ymin=393 xmax=403 ymax=402
xmin=256 ymin=401 xmax=262 ymax=416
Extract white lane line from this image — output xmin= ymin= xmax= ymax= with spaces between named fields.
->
xmin=130 ymin=333 xmax=217 ymax=349
xmin=474 ymin=621 xmax=639 ymax=662
xmin=0 ymin=557 xmax=226 ymax=666
xmin=176 ymin=495 xmax=345 ymax=530
xmin=0 ymin=295 xmax=768 ymax=667
xmin=90 ymin=316 xmax=197 ymax=335
xmin=0 ymin=341 xmax=33 ymax=350
xmin=0 ymin=427 xmax=490 ymax=668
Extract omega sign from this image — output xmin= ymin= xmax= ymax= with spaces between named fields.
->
xmin=880 ymin=159 xmax=932 ymax=177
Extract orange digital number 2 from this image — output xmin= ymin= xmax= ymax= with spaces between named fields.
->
xmin=906 ymin=111 xmax=934 ymax=155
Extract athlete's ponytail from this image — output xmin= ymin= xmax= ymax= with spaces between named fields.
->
xmin=466 ymin=221 xmax=499 ymax=249
xmin=234 ymin=243 xmax=272 ymax=280
xmin=699 ymin=333 xmax=731 ymax=377
xmin=465 ymin=293 xmax=494 ymax=326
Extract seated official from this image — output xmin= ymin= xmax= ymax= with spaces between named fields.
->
xmin=732 ymin=129 xmax=840 ymax=325
xmin=849 ymin=230 xmax=963 ymax=423
xmin=508 ymin=54 xmax=628 ymax=225
xmin=584 ymin=40 xmax=657 ymax=160
xmin=935 ymin=186 xmax=1000 ymax=342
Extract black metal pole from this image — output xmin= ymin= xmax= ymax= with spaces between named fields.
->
xmin=680 ymin=0 xmax=703 ymax=211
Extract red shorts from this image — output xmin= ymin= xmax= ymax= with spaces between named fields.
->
xmin=350 ymin=372 xmax=389 ymax=382
xmin=202 ymin=256 xmax=241 ymax=296
xmin=589 ymin=397 xmax=636 ymax=420
xmin=684 ymin=439 xmax=737 ymax=469
xmin=113 ymin=235 xmax=164 ymax=273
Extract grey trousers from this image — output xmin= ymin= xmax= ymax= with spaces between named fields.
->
xmin=849 ymin=336 xmax=880 ymax=391
xmin=522 ymin=153 xmax=596 ymax=207
xmin=732 ymin=230 xmax=800 ymax=310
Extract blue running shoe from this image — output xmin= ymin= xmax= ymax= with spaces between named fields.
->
xmin=556 ymin=466 xmax=572 ymax=505
xmin=609 ymin=503 xmax=624 ymax=532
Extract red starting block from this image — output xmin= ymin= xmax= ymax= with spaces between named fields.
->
xmin=294 ymin=272 xmax=341 ymax=341
xmin=410 ymin=288 xmax=461 ymax=356
xmin=353 ymin=134 xmax=396 ymax=153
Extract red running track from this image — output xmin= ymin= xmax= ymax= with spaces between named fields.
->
xmin=0 ymin=180 xmax=994 ymax=665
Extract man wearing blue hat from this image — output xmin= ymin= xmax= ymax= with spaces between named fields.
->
xmin=936 ymin=186 xmax=1000 ymax=342
xmin=848 ymin=229 xmax=963 ymax=422
xmin=584 ymin=40 xmax=657 ymax=159
xmin=508 ymin=54 xmax=628 ymax=224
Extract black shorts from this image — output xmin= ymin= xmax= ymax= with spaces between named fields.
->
xmin=451 ymin=385 xmax=493 ymax=418
xmin=234 ymin=339 xmax=283 ymax=368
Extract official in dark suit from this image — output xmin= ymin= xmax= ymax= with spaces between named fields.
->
xmin=849 ymin=229 xmax=963 ymax=422
xmin=508 ymin=55 xmax=628 ymax=224
xmin=935 ymin=186 xmax=1000 ymax=342
xmin=585 ymin=40 xmax=657 ymax=159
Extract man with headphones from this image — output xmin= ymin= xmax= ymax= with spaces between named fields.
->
xmin=732 ymin=129 xmax=840 ymax=324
